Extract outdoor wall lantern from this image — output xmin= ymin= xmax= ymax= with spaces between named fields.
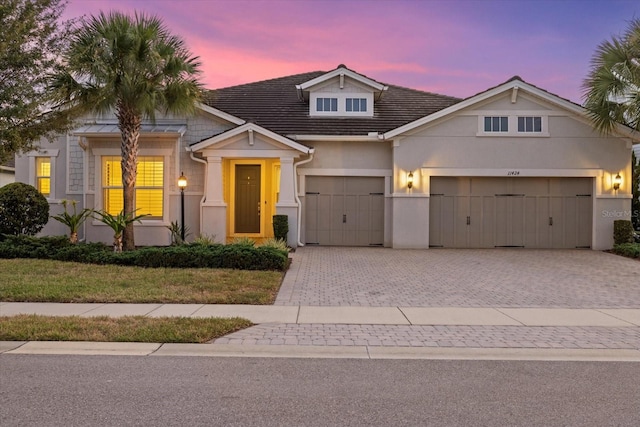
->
xmin=613 ymin=173 xmax=622 ymax=191
xmin=407 ymin=171 xmax=414 ymax=189
xmin=178 ymin=172 xmax=188 ymax=241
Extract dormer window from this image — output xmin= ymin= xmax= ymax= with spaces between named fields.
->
xmin=299 ymin=65 xmax=387 ymax=118
xmin=310 ymin=93 xmax=373 ymax=117
xmin=316 ymin=97 xmax=338 ymax=112
xmin=346 ymin=98 xmax=367 ymax=112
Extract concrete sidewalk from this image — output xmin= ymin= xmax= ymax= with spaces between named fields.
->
xmin=2 ymin=302 xmax=640 ymax=327
xmin=1 ymin=302 xmax=639 ymax=360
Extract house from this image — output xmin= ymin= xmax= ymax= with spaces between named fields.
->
xmin=14 ymin=65 xmax=638 ymax=249
xmin=0 ymin=159 xmax=15 ymax=187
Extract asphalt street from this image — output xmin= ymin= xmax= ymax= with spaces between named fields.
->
xmin=1 ymin=355 xmax=639 ymax=426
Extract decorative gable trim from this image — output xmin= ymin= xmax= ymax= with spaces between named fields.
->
xmin=296 ymin=65 xmax=388 ymax=94
xmin=383 ymin=78 xmax=639 ymax=141
xmin=189 ymin=122 xmax=312 ymax=154
xmin=196 ymin=102 xmax=245 ymax=125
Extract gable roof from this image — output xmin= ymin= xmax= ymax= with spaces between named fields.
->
xmin=202 ymin=69 xmax=461 ymax=137
xmin=296 ymin=64 xmax=388 ymax=95
xmin=189 ymin=122 xmax=312 ymax=154
xmin=384 ymin=76 xmax=640 ymax=140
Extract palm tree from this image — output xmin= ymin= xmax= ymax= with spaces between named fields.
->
xmin=50 ymin=11 xmax=203 ymax=250
xmin=583 ymin=18 xmax=640 ymax=133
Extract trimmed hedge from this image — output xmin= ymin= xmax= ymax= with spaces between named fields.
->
xmin=613 ymin=220 xmax=634 ymax=245
xmin=0 ymin=236 xmax=288 ymax=271
xmin=611 ymin=243 xmax=640 ymax=259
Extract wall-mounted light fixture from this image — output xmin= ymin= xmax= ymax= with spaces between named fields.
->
xmin=613 ymin=173 xmax=622 ymax=191
xmin=407 ymin=171 xmax=414 ymax=189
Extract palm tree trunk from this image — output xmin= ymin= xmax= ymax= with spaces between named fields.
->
xmin=117 ymin=103 xmax=141 ymax=251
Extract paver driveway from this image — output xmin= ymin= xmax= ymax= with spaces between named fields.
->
xmin=276 ymin=247 xmax=640 ymax=308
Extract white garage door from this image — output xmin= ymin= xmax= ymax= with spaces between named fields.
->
xmin=429 ymin=177 xmax=592 ymax=248
xmin=305 ymin=176 xmax=384 ymax=246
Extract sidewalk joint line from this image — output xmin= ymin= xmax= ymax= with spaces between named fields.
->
xmin=397 ymin=307 xmax=412 ymax=325
xmin=495 ymin=308 xmax=525 ymax=326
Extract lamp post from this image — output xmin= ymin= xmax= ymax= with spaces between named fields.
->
xmin=178 ymin=172 xmax=187 ymax=241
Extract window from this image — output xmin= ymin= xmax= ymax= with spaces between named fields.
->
xmin=102 ymin=156 xmax=164 ymax=219
xmin=518 ymin=116 xmax=542 ymax=133
xmin=484 ymin=116 xmax=508 ymax=132
xmin=346 ymin=98 xmax=367 ymax=112
xmin=316 ymin=97 xmax=338 ymax=112
xmin=35 ymin=158 xmax=51 ymax=197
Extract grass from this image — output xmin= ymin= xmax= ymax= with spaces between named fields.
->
xmin=0 ymin=315 xmax=252 ymax=343
xmin=0 ymin=258 xmax=283 ymax=304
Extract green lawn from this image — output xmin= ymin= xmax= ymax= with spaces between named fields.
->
xmin=0 ymin=315 xmax=252 ymax=343
xmin=0 ymin=258 xmax=284 ymax=304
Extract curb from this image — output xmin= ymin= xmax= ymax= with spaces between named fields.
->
xmin=3 ymin=341 xmax=640 ymax=361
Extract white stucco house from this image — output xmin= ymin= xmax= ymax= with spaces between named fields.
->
xmin=14 ymin=65 xmax=639 ymax=249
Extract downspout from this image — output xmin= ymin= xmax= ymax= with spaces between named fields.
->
xmin=293 ymin=149 xmax=315 ymax=247
xmin=189 ymin=150 xmax=208 ymax=235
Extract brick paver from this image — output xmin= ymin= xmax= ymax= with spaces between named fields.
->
xmin=276 ymin=247 xmax=640 ymax=308
xmin=214 ymin=324 xmax=640 ymax=350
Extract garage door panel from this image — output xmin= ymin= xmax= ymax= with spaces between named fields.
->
xmin=306 ymin=176 xmax=384 ymax=246
xmin=431 ymin=177 xmax=591 ymax=249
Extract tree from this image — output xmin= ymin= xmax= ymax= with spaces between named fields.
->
xmin=0 ymin=0 xmax=77 ymax=164
xmin=583 ymin=19 xmax=640 ymax=133
xmin=50 ymin=11 xmax=203 ymax=250
xmin=633 ymin=151 xmax=640 ymax=230
xmin=0 ymin=182 xmax=50 ymax=236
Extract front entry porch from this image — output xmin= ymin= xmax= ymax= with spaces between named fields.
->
xmin=189 ymin=122 xmax=313 ymax=247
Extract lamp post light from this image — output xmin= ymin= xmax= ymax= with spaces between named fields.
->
xmin=178 ymin=172 xmax=187 ymax=241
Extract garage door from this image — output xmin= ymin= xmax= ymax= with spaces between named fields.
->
xmin=429 ymin=177 xmax=592 ymax=248
xmin=305 ymin=176 xmax=384 ymax=246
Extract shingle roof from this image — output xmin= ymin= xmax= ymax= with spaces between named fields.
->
xmin=202 ymin=70 xmax=462 ymax=137
xmin=1 ymin=158 xmax=15 ymax=169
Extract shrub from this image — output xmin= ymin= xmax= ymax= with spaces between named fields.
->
xmin=0 ymin=236 xmax=289 ymax=271
xmin=273 ymin=215 xmax=288 ymax=242
xmin=231 ymin=236 xmax=255 ymax=247
xmin=614 ymin=220 xmax=634 ymax=245
xmin=0 ymin=235 xmax=70 ymax=259
xmin=611 ymin=243 xmax=640 ymax=259
xmin=261 ymin=237 xmax=289 ymax=252
xmin=0 ymin=183 xmax=50 ymax=236
xmin=52 ymin=242 xmax=111 ymax=263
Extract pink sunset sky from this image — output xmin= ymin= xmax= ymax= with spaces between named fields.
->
xmin=62 ymin=0 xmax=639 ymax=103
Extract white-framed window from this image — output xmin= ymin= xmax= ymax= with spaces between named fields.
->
xmin=346 ymin=98 xmax=367 ymax=112
xmin=28 ymin=149 xmax=58 ymax=199
xmin=518 ymin=116 xmax=542 ymax=133
xmin=316 ymin=97 xmax=338 ymax=112
xmin=484 ymin=116 xmax=508 ymax=132
xmin=35 ymin=157 xmax=51 ymax=197
xmin=310 ymin=93 xmax=374 ymax=117
xmin=477 ymin=114 xmax=549 ymax=137
xmin=102 ymin=156 xmax=164 ymax=219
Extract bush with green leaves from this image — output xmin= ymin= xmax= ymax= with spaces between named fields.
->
xmin=0 ymin=182 xmax=50 ymax=236
xmin=0 ymin=235 xmax=70 ymax=259
xmin=273 ymin=215 xmax=288 ymax=242
xmin=611 ymin=243 xmax=640 ymax=259
xmin=614 ymin=220 xmax=634 ymax=245
xmin=0 ymin=236 xmax=288 ymax=271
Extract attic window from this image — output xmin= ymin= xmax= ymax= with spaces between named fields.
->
xmin=518 ymin=116 xmax=542 ymax=133
xmin=484 ymin=116 xmax=508 ymax=132
xmin=316 ymin=98 xmax=338 ymax=112
xmin=346 ymin=98 xmax=367 ymax=112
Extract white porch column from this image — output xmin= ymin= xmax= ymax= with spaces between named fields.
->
xmin=201 ymin=155 xmax=226 ymax=243
xmin=276 ymin=156 xmax=298 ymax=247
xmin=205 ymin=156 xmax=224 ymax=205
xmin=277 ymin=156 xmax=296 ymax=205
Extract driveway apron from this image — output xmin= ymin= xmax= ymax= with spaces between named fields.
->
xmin=275 ymin=247 xmax=640 ymax=308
